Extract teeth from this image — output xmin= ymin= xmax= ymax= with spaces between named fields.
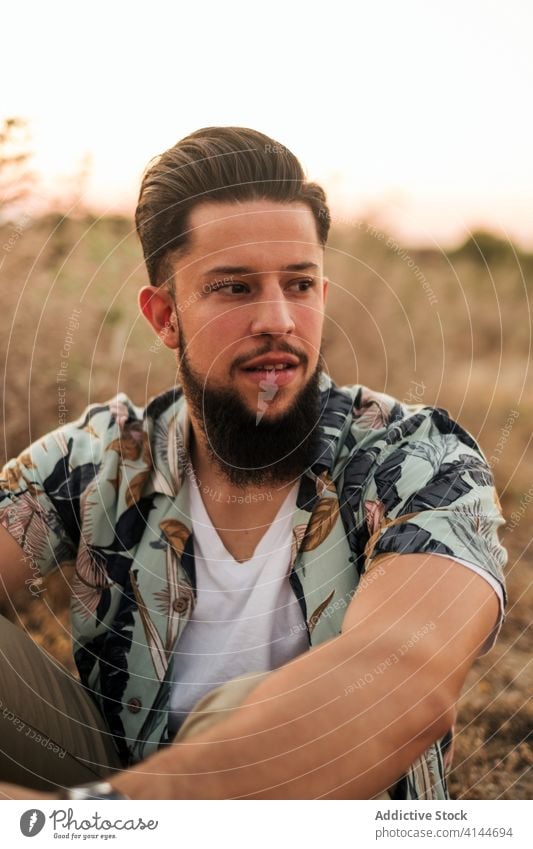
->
xmin=246 ymin=363 xmax=294 ymax=371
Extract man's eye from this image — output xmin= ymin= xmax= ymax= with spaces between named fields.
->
xmin=226 ymin=283 xmax=248 ymax=294
xmin=291 ymin=278 xmax=315 ymax=292
xmin=209 ymin=282 xmax=248 ymax=294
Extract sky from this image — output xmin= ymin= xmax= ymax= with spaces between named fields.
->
xmin=2 ymin=0 xmax=532 ymax=248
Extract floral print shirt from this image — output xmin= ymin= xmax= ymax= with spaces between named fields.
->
xmin=0 ymin=372 xmax=507 ymax=798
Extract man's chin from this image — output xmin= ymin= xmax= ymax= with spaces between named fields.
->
xmin=179 ymin=352 xmax=323 ymax=487
xmin=242 ymin=395 xmax=293 ymax=422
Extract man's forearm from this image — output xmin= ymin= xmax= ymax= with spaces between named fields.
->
xmin=112 ymin=625 xmax=451 ymax=800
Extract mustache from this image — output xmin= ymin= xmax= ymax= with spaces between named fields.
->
xmin=231 ymin=341 xmax=308 ymax=372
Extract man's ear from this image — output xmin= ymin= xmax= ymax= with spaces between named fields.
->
xmin=138 ymin=285 xmax=180 ymax=350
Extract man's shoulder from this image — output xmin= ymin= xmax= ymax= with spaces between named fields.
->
xmin=14 ymin=388 xmax=184 ymax=479
xmin=59 ymin=387 xmax=184 ymax=438
xmin=319 ymin=378 xmax=492 ymax=497
xmin=40 ymin=394 xmax=144 ymax=456
xmin=325 ymin=378 xmax=480 ymax=454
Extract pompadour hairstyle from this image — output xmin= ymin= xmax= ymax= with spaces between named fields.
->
xmin=135 ymin=126 xmax=330 ymax=287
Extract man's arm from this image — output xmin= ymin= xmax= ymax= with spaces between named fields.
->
xmin=0 ymin=524 xmax=35 ymax=606
xmin=111 ymin=552 xmax=499 ymax=799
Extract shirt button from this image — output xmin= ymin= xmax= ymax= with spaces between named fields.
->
xmin=127 ymin=697 xmax=142 ymax=713
xmin=173 ymin=598 xmax=188 ymax=613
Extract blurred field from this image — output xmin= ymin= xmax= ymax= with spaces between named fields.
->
xmin=0 ymin=212 xmax=531 ymax=798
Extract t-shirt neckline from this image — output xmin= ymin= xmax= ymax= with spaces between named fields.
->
xmin=187 ymin=472 xmax=299 ymax=565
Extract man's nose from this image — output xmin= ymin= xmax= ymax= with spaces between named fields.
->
xmin=248 ymin=293 xmax=296 ymax=336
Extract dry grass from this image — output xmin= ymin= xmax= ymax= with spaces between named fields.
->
xmin=1 ymin=213 xmax=531 ymax=798
xmin=448 ymin=526 xmax=532 ymax=799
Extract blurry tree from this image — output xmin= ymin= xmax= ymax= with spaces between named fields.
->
xmin=0 ymin=116 xmax=34 ymax=215
xmin=451 ymin=229 xmax=517 ymax=265
xmin=48 ymin=151 xmax=93 ymax=216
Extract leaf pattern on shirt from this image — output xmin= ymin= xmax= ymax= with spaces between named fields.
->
xmin=159 ymin=519 xmax=190 ymax=558
xmin=51 ymin=430 xmax=70 ymax=459
xmin=166 ymin=414 xmax=182 ymax=494
xmin=301 ymin=495 xmax=340 ymax=551
xmin=152 ymin=412 xmax=184 ymax=496
xmin=107 ymin=399 xmax=131 ymax=431
xmin=402 ymin=461 xmax=475 ymax=514
xmin=130 ymin=568 xmax=167 ymax=682
xmin=107 ymin=467 xmax=122 ymax=492
xmin=82 ymin=424 xmax=100 ymax=439
xmin=0 ymin=457 xmax=40 ymax=496
xmin=71 ymin=537 xmax=110 ymax=621
xmin=364 ymin=499 xmax=385 ymax=535
xmin=290 ymin=523 xmax=308 ymax=570
xmin=105 ymin=421 xmax=153 ymax=507
xmin=125 ymin=468 xmax=151 ymax=508
xmin=385 ymin=413 xmax=430 ymax=446
xmin=448 ymin=499 xmax=508 ymax=571
xmin=308 ymin=588 xmax=335 ymax=634
xmin=456 ymin=453 xmax=494 ymax=487
xmin=107 ymin=426 xmax=145 ymax=462
xmin=364 ymin=510 xmax=422 ymax=562
xmin=353 ymin=387 xmax=397 ymax=430
xmin=17 ymin=452 xmax=37 ymax=471
xmin=0 ymin=490 xmax=53 ymax=562
xmin=374 ymin=448 xmax=407 ymax=512
xmin=315 ymin=469 xmax=337 ymax=498
xmin=403 ymin=435 xmax=459 ymax=475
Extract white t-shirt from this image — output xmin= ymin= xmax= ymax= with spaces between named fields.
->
xmin=168 ymin=475 xmax=308 ymax=733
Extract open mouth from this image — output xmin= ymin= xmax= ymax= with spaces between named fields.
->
xmin=243 ymin=363 xmax=293 ymax=373
xmin=240 ymin=363 xmax=300 ymax=386
xmin=237 ymin=350 xmax=303 ymax=387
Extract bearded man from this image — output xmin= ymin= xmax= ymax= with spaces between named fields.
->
xmin=0 ymin=127 xmax=506 ymax=800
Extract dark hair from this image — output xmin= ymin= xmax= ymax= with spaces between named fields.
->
xmin=135 ymin=126 xmax=330 ymax=286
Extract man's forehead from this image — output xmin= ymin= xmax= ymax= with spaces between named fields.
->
xmin=177 ymin=199 xmax=323 ymax=275
xmin=189 ymin=199 xmax=319 ymax=240
xmin=189 ymin=197 xmax=317 ymax=226
xmin=198 ymin=261 xmax=321 ymax=276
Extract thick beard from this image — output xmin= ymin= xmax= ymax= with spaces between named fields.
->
xmin=177 ymin=336 xmax=323 ymax=488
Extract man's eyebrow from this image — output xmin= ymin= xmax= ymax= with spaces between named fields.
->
xmin=200 ymin=262 xmax=320 ymax=276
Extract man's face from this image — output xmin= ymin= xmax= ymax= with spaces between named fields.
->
xmin=140 ymin=198 xmax=329 ymax=485
xmin=170 ymin=198 xmax=328 ymax=415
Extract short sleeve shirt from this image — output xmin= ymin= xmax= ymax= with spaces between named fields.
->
xmin=0 ymin=372 xmax=508 ymax=798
